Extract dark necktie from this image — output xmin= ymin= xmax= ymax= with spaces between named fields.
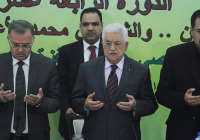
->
xmin=88 ymin=46 xmax=96 ymax=60
xmin=13 ymin=61 xmax=26 ymax=135
xmin=106 ymin=65 xmax=118 ymax=103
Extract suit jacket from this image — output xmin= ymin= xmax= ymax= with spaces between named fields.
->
xmin=70 ymin=55 xmax=158 ymax=140
xmin=57 ymin=39 xmax=104 ymax=139
xmin=0 ymin=52 xmax=60 ymax=140
xmin=155 ymin=42 xmax=200 ymax=140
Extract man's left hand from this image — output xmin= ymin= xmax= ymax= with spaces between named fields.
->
xmin=116 ymin=94 xmax=136 ymax=111
xmin=24 ymin=88 xmax=43 ymax=106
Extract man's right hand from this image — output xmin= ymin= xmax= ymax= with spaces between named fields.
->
xmin=0 ymin=83 xmax=16 ymax=103
xmin=184 ymin=88 xmax=200 ymax=106
xmin=66 ymin=108 xmax=79 ymax=116
xmin=85 ymin=92 xmax=104 ymax=111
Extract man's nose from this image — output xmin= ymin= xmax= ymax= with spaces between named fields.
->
xmin=17 ymin=46 xmax=24 ymax=52
xmin=110 ymin=43 xmax=116 ymax=50
xmin=88 ymin=24 xmax=94 ymax=30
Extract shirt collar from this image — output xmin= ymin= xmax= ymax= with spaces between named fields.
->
xmin=105 ymin=56 xmax=125 ymax=71
xmin=12 ymin=54 xmax=30 ymax=66
xmin=83 ymin=39 xmax=100 ymax=51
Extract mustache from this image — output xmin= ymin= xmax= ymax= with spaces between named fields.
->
xmin=108 ymin=51 xmax=118 ymax=55
xmin=16 ymin=53 xmax=25 ymax=55
xmin=86 ymin=31 xmax=95 ymax=35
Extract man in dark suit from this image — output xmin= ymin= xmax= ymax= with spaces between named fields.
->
xmin=156 ymin=10 xmax=200 ymax=140
xmin=57 ymin=7 xmax=104 ymax=140
xmin=0 ymin=20 xmax=60 ymax=140
xmin=70 ymin=23 xmax=158 ymax=140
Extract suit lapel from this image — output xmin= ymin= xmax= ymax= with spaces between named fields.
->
xmin=98 ymin=39 xmax=104 ymax=57
xmin=184 ymin=42 xmax=200 ymax=89
xmin=94 ymin=56 xmax=109 ymax=104
xmin=4 ymin=52 xmax=14 ymax=92
xmin=27 ymin=52 xmax=39 ymax=95
xmin=76 ymin=40 xmax=84 ymax=64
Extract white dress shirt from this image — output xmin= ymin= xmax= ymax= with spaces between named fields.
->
xmin=83 ymin=39 xmax=100 ymax=62
xmin=105 ymin=56 xmax=125 ymax=86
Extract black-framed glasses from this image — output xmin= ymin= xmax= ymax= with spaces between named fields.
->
xmin=9 ymin=39 xmax=33 ymax=50
xmin=103 ymin=41 xmax=126 ymax=48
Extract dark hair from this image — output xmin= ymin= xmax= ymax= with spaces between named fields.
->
xmin=8 ymin=19 xmax=34 ymax=36
xmin=80 ymin=7 xmax=102 ymax=22
xmin=191 ymin=10 xmax=200 ymax=28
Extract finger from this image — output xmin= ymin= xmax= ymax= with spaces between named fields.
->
xmin=0 ymin=98 xmax=7 ymax=103
xmin=2 ymin=91 xmax=11 ymax=100
xmin=73 ymin=111 xmax=80 ymax=116
xmin=4 ymin=92 xmax=16 ymax=101
xmin=187 ymin=95 xmax=200 ymax=100
xmin=38 ymin=88 xmax=43 ymax=97
xmin=90 ymin=102 xmax=104 ymax=110
xmin=87 ymin=92 xmax=95 ymax=100
xmin=186 ymin=88 xmax=195 ymax=94
xmin=116 ymin=103 xmax=128 ymax=110
xmin=1 ymin=89 xmax=12 ymax=96
xmin=126 ymin=94 xmax=134 ymax=99
xmin=188 ymin=101 xmax=199 ymax=106
xmin=1 ymin=90 xmax=12 ymax=95
xmin=31 ymin=95 xmax=40 ymax=105
xmin=88 ymin=100 xmax=102 ymax=105
xmin=93 ymin=102 xmax=104 ymax=107
xmin=0 ymin=83 xmax=4 ymax=91
xmin=24 ymin=95 xmax=34 ymax=104
xmin=118 ymin=100 xmax=133 ymax=106
xmin=67 ymin=108 xmax=78 ymax=115
xmin=117 ymin=103 xmax=132 ymax=111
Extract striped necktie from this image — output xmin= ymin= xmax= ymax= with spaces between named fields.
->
xmin=106 ymin=65 xmax=118 ymax=103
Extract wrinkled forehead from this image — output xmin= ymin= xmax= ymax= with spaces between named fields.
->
xmin=104 ymin=32 xmax=124 ymax=42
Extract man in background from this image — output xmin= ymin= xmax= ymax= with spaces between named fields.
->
xmin=156 ymin=10 xmax=200 ymax=140
xmin=58 ymin=7 xmax=104 ymax=140
xmin=70 ymin=23 xmax=158 ymax=140
xmin=0 ymin=20 xmax=60 ymax=140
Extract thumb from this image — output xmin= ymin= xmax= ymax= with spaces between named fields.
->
xmin=88 ymin=92 xmax=95 ymax=100
xmin=38 ymin=88 xmax=43 ymax=97
xmin=0 ymin=83 xmax=4 ymax=91
xmin=186 ymin=88 xmax=195 ymax=95
xmin=126 ymin=94 xmax=134 ymax=101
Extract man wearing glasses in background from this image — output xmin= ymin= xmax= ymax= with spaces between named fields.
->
xmin=0 ymin=20 xmax=60 ymax=140
xmin=70 ymin=23 xmax=158 ymax=140
xmin=156 ymin=10 xmax=200 ymax=140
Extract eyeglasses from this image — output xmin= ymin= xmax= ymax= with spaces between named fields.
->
xmin=9 ymin=39 xmax=33 ymax=50
xmin=103 ymin=41 xmax=126 ymax=48
xmin=193 ymin=28 xmax=200 ymax=34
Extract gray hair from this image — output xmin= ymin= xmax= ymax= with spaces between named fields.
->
xmin=8 ymin=19 xmax=34 ymax=36
xmin=102 ymin=23 xmax=128 ymax=42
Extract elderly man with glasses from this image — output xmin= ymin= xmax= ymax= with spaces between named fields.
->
xmin=70 ymin=23 xmax=158 ymax=140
